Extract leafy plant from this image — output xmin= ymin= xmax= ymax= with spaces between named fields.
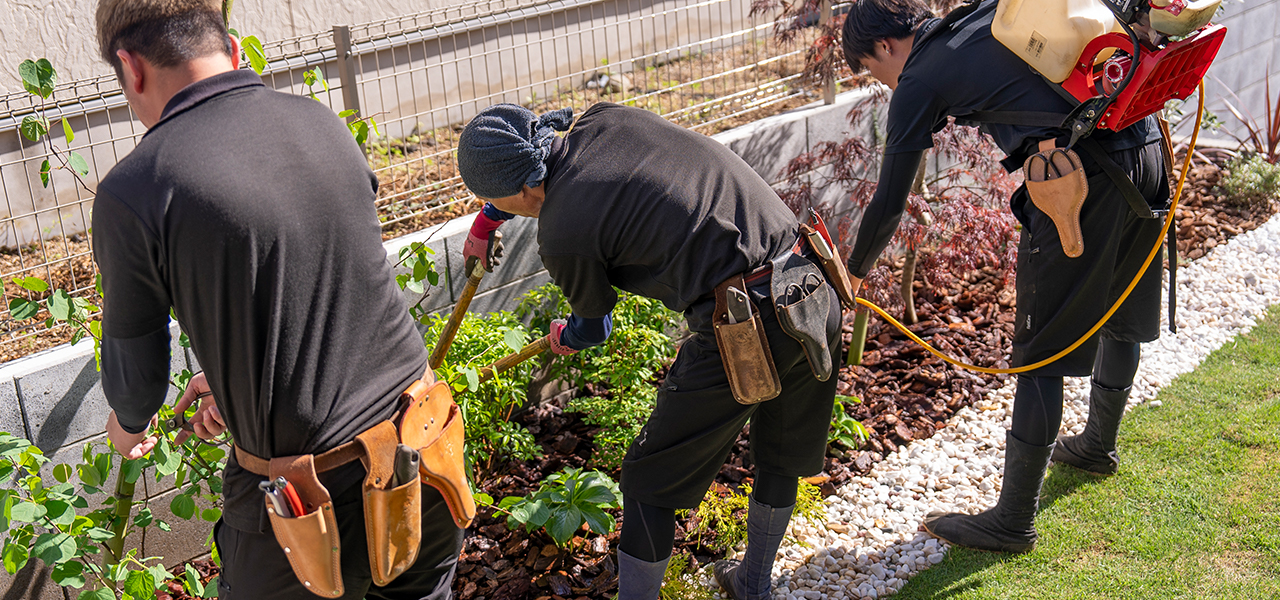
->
xmin=17 ymin=58 xmax=92 ymax=193
xmin=680 ymin=481 xmax=827 ymax=554
xmin=1219 ymin=153 xmax=1280 ymax=208
xmin=338 ymin=109 xmax=381 ymax=146
xmin=302 ymin=67 xmax=329 ymax=102
xmin=659 ymin=553 xmax=714 ymax=600
xmin=7 ymin=275 xmax=102 ymax=366
xmin=392 ymin=242 xmax=440 ymax=325
xmin=424 ymin=311 xmax=541 ymax=476
xmin=477 ymin=467 xmax=621 ymax=547
xmin=516 ymin=284 xmax=682 ymax=468
xmin=1218 ymin=71 xmax=1280 ymax=164
xmin=829 ymin=395 xmax=869 ymax=451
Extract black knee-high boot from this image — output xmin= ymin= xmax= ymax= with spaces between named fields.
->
xmin=1051 ymin=381 xmax=1130 ymax=474
xmin=922 ymin=431 xmax=1055 ymax=553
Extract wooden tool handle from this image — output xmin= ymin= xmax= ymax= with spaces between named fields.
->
xmin=477 ymin=337 xmax=552 ymax=384
xmin=428 ymin=262 xmax=486 ymax=370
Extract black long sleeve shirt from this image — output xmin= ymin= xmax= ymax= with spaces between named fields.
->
xmin=845 ymin=0 xmax=1159 ymax=278
xmin=93 ymin=69 xmax=429 ymax=533
xmin=536 ymin=103 xmax=800 ymax=334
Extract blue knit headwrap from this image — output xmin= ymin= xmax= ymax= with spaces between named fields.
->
xmin=457 ymin=104 xmax=574 ymax=199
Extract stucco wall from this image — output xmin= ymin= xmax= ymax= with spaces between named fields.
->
xmin=1202 ymin=0 xmax=1280 ymax=143
xmin=0 ymin=0 xmax=466 ymax=94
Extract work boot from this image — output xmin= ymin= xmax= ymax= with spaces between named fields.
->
xmin=923 ymin=432 xmax=1054 ymax=554
xmin=713 ymin=496 xmax=794 ymax=600
xmin=616 ymin=549 xmax=670 ymax=600
xmin=1051 ymin=381 xmax=1129 ymax=475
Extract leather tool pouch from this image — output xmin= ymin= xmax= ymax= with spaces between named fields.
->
xmin=712 ymin=274 xmax=781 ymax=404
xmin=399 ymin=381 xmax=476 ymax=528
xmin=799 ymin=214 xmax=857 ymax=310
xmin=356 ymin=421 xmax=421 ymax=587
xmin=770 ymin=252 xmax=833 ymax=381
xmin=266 ymin=455 xmax=344 ymax=598
xmin=1023 ymin=144 xmax=1089 ymax=258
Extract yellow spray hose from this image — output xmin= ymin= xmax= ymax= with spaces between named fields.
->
xmin=852 ymin=82 xmax=1205 ymax=375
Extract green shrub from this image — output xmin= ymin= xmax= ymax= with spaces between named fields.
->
xmin=423 ymin=311 xmax=540 ymax=477
xmin=1220 ymin=153 xmax=1280 ymax=208
xmin=517 ymin=284 xmax=682 ymax=468
xmin=679 ymin=481 xmax=827 ymax=553
xmin=478 ymin=467 xmax=621 ymax=546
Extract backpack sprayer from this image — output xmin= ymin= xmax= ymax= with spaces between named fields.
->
xmin=855 ymin=0 xmax=1226 ymax=375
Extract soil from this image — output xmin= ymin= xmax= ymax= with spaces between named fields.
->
xmin=153 ymin=156 xmax=1276 ymax=599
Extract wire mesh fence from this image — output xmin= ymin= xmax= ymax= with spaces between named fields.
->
xmin=0 ymin=0 xmax=850 ymax=357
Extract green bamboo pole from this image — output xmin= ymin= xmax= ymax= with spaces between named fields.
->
xmin=848 ymin=308 xmax=870 ymax=366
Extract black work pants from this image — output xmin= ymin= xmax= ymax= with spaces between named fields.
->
xmin=214 ymin=473 xmax=463 ymax=600
xmin=619 ymin=279 xmax=842 ymax=509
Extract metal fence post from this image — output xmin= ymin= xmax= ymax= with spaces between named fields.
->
xmin=822 ymin=0 xmax=835 ymax=105
xmin=334 ymin=25 xmax=361 ymax=124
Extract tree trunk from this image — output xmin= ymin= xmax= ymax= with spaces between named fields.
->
xmin=847 ymin=308 xmax=870 ymax=365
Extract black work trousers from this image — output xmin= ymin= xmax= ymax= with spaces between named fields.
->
xmin=214 ymin=472 xmax=463 ymax=600
xmin=619 ymin=278 xmax=842 ymax=509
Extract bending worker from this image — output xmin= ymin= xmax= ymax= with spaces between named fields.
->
xmin=840 ymin=0 xmax=1169 ymax=552
xmin=93 ymin=1 xmax=462 ymax=597
xmin=456 ymin=102 xmax=842 ymax=600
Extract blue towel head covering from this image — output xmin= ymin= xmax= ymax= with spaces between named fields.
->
xmin=457 ymin=104 xmax=574 ymax=199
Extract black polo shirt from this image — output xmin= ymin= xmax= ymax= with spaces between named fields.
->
xmin=536 ymin=103 xmax=799 ymax=333
xmin=94 ymin=69 xmax=429 ymax=533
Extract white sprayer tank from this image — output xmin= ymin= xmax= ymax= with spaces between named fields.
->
xmin=992 ymin=0 xmax=1120 ymax=83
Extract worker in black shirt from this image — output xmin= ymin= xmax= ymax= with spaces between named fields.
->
xmin=93 ymin=1 xmax=461 ymax=597
xmin=839 ymin=0 xmax=1169 ymax=553
xmin=456 ymin=102 xmax=842 ymax=600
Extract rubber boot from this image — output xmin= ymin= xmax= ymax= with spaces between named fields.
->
xmin=616 ymin=549 xmax=670 ymax=600
xmin=1051 ymin=381 xmax=1129 ymax=475
xmin=713 ymin=496 xmax=794 ymax=600
xmin=922 ymin=432 xmax=1054 ymax=554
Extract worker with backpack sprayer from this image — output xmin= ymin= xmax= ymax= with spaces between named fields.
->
xmin=838 ymin=0 xmax=1224 ymax=554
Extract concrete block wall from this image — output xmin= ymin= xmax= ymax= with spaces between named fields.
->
xmin=0 ymin=88 xmax=878 ymax=599
xmin=1186 ymin=0 xmax=1280 ymax=144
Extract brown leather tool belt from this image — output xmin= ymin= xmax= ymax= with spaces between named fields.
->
xmin=232 ymin=367 xmax=473 ymax=597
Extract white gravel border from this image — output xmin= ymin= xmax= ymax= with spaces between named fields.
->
xmin=694 ymin=209 xmax=1280 ymax=600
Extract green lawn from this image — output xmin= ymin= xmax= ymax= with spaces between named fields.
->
xmin=897 ymin=305 xmax=1280 ymax=600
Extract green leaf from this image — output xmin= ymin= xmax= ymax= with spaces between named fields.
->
xmin=547 ymin=505 xmax=582 ymax=546
xmin=8 ymin=298 xmax=39 ymax=321
xmin=84 ymin=526 xmax=115 ymax=542
xmin=52 ymin=560 xmax=85 ymax=587
xmin=47 ymin=290 xmax=72 ymax=321
xmin=242 ymin=36 xmax=268 ymax=74
xmin=78 ymin=589 xmax=114 ymax=600
xmin=123 ymin=569 xmax=157 ymax=598
xmin=15 ymin=276 xmax=48 ymax=293
xmin=338 ymin=109 xmax=358 ymax=119
xmin=184 ymin=564 xmax=205 ymax=596
xmin=352 ymin=121 xmax=369 ymax=146
xmin=121 ymin=458 xmax=143 ymax=484
xmin=32 ymin=532 xmax=76 ymax=564
xmin=10 ymin=501 xmax=46 ymax=523
xmin=51 ymin=462 xmax=73 ymax=485
xmin=152 ymin=437 xmax=181 ymax=476
xmin=67 ymin=151 xmax=89 ymax=177
xmin=19 ymin=115 xmax=49 ymax=142
xmin=503 ymin=329 xmax=525 ymax=353
xmin=512 ymin=499 xmax=551 ymax=529
xmin=44 ymin=500 xmax=75 ymax=527
xmin=200 ymin=508 xmax=221 ymax=522
xmin=40 ymin=159 xmax=50 ymax=188
xmin=463 ymin=367 xmax=479 ymax=392
xmin=200 ymin=576 xmax=219 ymax=598
xmin=474 ymin=492 xmax=494 ymax=506
xmin=77 ymin=462 xmax=102 ymax=488
xmin=2 ymin=540 xmax=29 ymax=574
xmin=133 ymin=507 xmax=154 ymax=528
xmin=170 ymin=494 xmax=196 ymax=520
xmin=405 ymin=278 xmax=424 ymax=294
xmin=62 ymin=118 xmax=74 ymax=143
xmin=19 ymin=59 xmax=56 ymax=98
xmin=579 ymin=503 xmax=615 ymax=535
xmin=575 ymin=482 xmax=617 ymax=506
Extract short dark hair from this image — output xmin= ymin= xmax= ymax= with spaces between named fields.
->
xmin=841 ymin=0 xmax=934 ymax=69
xmin=96 ymin=0 xmax=232 ymax=75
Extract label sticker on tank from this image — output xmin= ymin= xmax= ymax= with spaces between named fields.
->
xmin=1026 ymin=31 xmax=1047 ymax=58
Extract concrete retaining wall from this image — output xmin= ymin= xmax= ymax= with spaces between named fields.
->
xmin=0 ymin=86 xmax=876 ymax=599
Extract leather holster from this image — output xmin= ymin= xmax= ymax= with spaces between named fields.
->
xmin=712 ymin=273 xmax=782 ymax=404
xmin=1023 ymin=140 xmax=1089 ymax=258
xmin=398 ymin=380 xmax=476 ymax=528
xmin=356 ymin=421 xmax=422 ymax=587
xmin=770 ymin=251 xmax=833 ymax=381
xmin=265 ymin=455 xmax=344 ymax=598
